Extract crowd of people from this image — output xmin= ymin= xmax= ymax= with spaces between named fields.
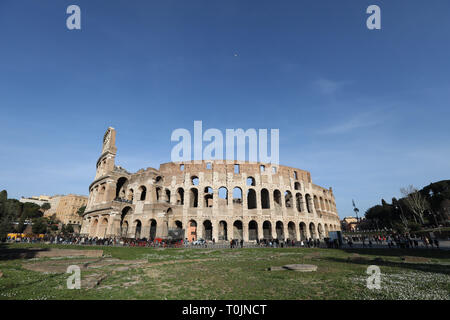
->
xmin=5 ymin=232 xmax=443 ymax=250
xmin=344 ymin=234 xmax=441 ymax=249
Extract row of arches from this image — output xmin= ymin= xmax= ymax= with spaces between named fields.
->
xmin=89 ymin=175 xmax=336 ymax=215
xmin=87 ymin=213 xmax=340 ymax=241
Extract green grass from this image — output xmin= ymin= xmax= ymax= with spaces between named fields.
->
xmin=0 ymin=243 xmax=449 ymax=300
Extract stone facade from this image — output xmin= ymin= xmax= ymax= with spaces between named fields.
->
xmin=54 ymin=194 xmax=88 ymax=226
xmin=81 ymin=127 xmax=341 ymax=242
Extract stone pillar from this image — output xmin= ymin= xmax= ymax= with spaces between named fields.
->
xmin=197 ymin=221 xmax=203 ymax=239
xmin=243 ymin=222 xmax=249 ymax=242
xmin=283 ymin=224 xmax=289 ymax=241
xmin=213 ymin=220 xmax=219 ymax=242
xmin=257 ymin=222 xmax=263 ymax=241
xmin=271 ymin=223 xmax=277 ymax=240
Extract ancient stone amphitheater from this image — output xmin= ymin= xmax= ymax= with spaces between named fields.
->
xmin=80 ymin=127 xmax=341 ymax=242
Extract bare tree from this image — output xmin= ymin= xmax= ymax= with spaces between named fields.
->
xmin=400 ymin=185 xmax=428 ymax=225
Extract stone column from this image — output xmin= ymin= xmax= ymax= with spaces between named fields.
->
xmin=213 ymin=220 xmax=219 ymax=242
xmin=271 ymin=223 xmax=277 ymax=240
xmin=283 ymin=224 xmax=289 ymax=241
xmin=243 ymin=222 xmax=249 ymax=242
xmin=257 ymin=222 xmax=263 ymax=241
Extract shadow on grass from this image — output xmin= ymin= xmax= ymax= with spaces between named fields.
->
xmin=324 ymin=256 xmax=450 ymax=276
xmin=340 ymin=248 xmax=450 ymax=260
xmin=0 ymin=243 xmax=49 ymax=261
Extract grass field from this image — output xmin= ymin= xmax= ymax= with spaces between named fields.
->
xmin=0 ymin=243 xmax=449 ymax=300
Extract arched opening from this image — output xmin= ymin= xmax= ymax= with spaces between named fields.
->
xmin=218 ymin=187 xmax=228 ymax=207
xmin=139 ymin=186 xmax=147 ymax=201
xmin=98 ymin=185 xmax=106 ymax=203
xmin=305 ymin=194 xmax=312 ymax=213
xmin=263 ymin=221 xmax=272 ymax=239
xmin=233 ymin=220 xmax=243 ymax=240
xmin=247 ymin=189 xmax=257 ymax=209
xmin=89 ymin=219 xmax=98 ymax=237
xmin=97 ymin=218 xmax=108 ymax=238
xmin=120 ymin=206 xmax=132 ymax=237
xmin=188 ymin=220 xmax=197 ymax=242
xmin=203 ymin=220 xmax=212 ymax=241
xmin=299 ymin=222 xmax=307 ymax=240
xmin=176 ymin=188 xmax=184 ymax=205
xmin=127 ymin=189 xmax=134 ymax=201
xmin=156 ymin=187 xmax=162 ymax=201
xmin=191 ymin=176 xmax=199 ymax=186
xmin=149 ymin=219 xmax=157 ymax=240
xmin=219 ymin=221 xmax=227 ymax=240
xmin=115 ymin=177 xmax=128 ymax=199
xmin=121 ymin=221 xmax=129 ymax=238
xmin=285 ymin=191 xmax=293 ymax=208
xmin=288 ymin=221 xmax=296 ymax=240
xmin=154 ymin=176 xmax=163 ymax=184
xmin=190 ymin=188 xmax=198 ymax=207
xmin=324 ymin=224 xmax=329 ymax=237
xmin=204 ymin=187 xmax=213 ymax=207
xmin=276 ymin=221 xmax=284 ymax=240
xmin=318 ymin=223 xmax=324 ymax=239
xmin=165 ymin=189 xmax=171 ymax=203
xmin=261 ymin=189 xmax=270 ymax=209
xmin=320 ymin=197 xmax=325 ymax=211
xmin=232 ymin=187 xmax=242 ymax=205
xmin=296 ymin=193 xmax=303 ymax=212
xmin=313 ymin=196 xmax=320 ymax=212
xmin=294 ymin=182 xmax=301 ymax=190
xmin=273 ymin=190 xmax=282 ymax=207
xmin=246 ymin=177 xmax=256 ymax=186
xmin=309 ymin=222 xmax=317 ymax=239
xmin=134 ymin=220 xmax=142 ymax=239
xmin=248 ymin=220 xmax=258 ymax=241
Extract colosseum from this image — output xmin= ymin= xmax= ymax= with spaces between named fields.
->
xmin=80 ymin=127 xmax=341 ymax=242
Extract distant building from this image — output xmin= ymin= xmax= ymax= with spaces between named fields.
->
xmin=21 ymin=194 xmax=87 ymax=228
xmin=341 ymin=216 xmax=358 ymax=231
xmin=54 ymin=194 xmax=88 ymax=226
xmin=19 ymin=195 xmax=51 ymax=207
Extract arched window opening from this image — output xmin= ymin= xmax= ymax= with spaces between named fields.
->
xmin=248 ymin=220 xmax=258 ymax=241
xmin=288 ymin=222 xmax=296 ymax=240
xmin=115 ymin=177 xmax=128 ymax=200
xmin=218 ymin=187 xmax=228 ymax=207
xmin=276 ymin=221 xmax=284 ymax=240
xmin=261 ymin=189 xmax=270 ymax=209
xmin=246 ymin=177 xmax=256 ymax=186
xmin=232 ymin=187 xmax=242 ymax=205
xmin=165 ymin=189 xmax=171 ymax=203
xmin=139 ymin=186 xmax=147 ymax=201
xmin=263 ymin=221 xmax=272 ymax=239
xmin=149 ymin=219 xmax=157 ymax=240
xmin=177 ymin=188 xmax=184 ymax=205
xmin=273 ymin=190 xmax=282 ymax=207
xmin=203 ymin=220 xmax=212 ymax=241
xmin=219 ymin=221 xmax=227 ymax=240
xmin=191 ymin=176 xmax=199 ymax=186
xmin=204 ymin=187 xmax=213 ymax=207
xmin=285 ymin=191 xmax=293 ymax=208
xmin=233 ymin=220 xmax=243 ymax=240
xmin=190 ymin=188 xmax=198 ymax=207
xmin=247 ymin=189 xmax=257 ymax=209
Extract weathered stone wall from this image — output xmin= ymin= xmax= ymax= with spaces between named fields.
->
xmin=81 ymin=128 xmax=341 ymax=242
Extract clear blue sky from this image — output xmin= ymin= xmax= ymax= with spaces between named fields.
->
xmin=1 ymin=1 xmax=449 ymax=219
